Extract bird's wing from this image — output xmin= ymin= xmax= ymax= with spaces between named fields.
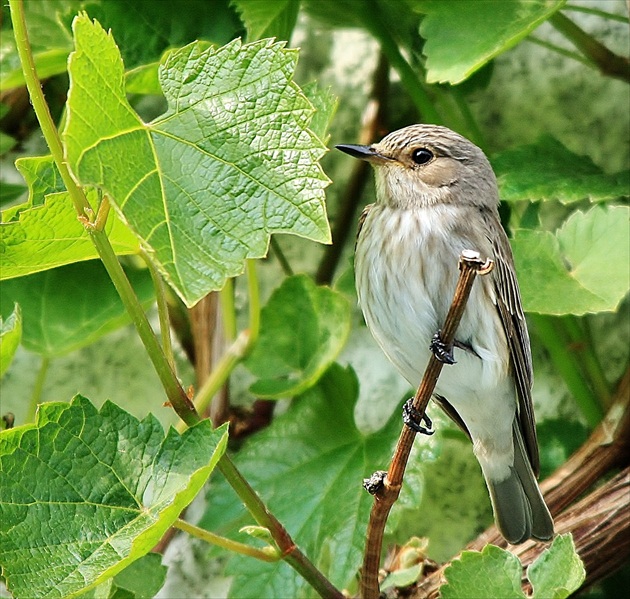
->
xmin=490 ymin=226 xmax=540 ymax=476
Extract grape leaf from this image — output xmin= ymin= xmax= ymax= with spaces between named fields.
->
xmin=232 ymin=0 xmax=300 ymax=42
xmin=1 ymin=0 xmax=242 ymax=91
xmin=244 ymin=275 xmax=351 ymax=398
xmin=64 ymin=15 xmax=331 ymax=307
xmin=441 ymin=544 xmax=525 ymax=599
xmin=513 ymin=205 xmax=629 ymax=315
xmin=0 ymin=156 xmax=139 ymax=279
xmin=493 ymin=136 xmax=630 ymax=203
xmin=416 ymin=0 xmax=565 ymax=84
xmin=529 ymin=534 xmax=585 ymax=599
xmin=0 ymin=260 xmax=155 ymax=357
xmin=0 ymin=396 xmax=228 ymax=599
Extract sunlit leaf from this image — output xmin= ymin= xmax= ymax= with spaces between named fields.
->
xmin=64 ymin=16 xmax=332 ymax=307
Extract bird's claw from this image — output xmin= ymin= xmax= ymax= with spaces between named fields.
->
xmin=402 ymin=398 xmax=434 ymax=435
xmin=363 ymin=470 xmax=387 ymax=495
xmin=430 ymin=330 xmax=456 ymax=364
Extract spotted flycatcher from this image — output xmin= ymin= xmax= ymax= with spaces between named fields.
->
xmin=337 ymin=124 xmax=554 ymax=544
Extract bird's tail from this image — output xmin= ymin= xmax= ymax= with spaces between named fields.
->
xmin=485 ymin=422 xmax=554 ymax=544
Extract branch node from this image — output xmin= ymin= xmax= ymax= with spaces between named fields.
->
xmin=363 ymin=471 xmax=388 ymax=495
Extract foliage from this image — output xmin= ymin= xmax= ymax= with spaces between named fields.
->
xmin=440 ymin=535 xmax=585 ymax=599
xmin=0 ymin=0 xmax=627 ymax=597
xmin=0 ymin=397 xmax=227 ymax=598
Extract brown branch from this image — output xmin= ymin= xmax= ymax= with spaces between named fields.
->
xmin=360 ymin=251 xmax=494 ymax=599
xmin=315 ymin=51 xmax=389 ymax=285
xmin=413 ymin=366 xmax=630 ymax=598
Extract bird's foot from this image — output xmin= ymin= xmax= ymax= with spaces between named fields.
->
xmin=363 ymin=470 xmax=387 ymax=495
xmin=430 ymin=330 xmax=456 ymax=364
xmin=402 ymin=398 xmax=434 ymax=435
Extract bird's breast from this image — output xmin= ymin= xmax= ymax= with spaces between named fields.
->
xmin=355 ymin=204 xmax=507 ymax=392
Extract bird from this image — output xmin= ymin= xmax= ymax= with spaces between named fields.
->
xmin=337 ymin=124 xmax=554 ymax=544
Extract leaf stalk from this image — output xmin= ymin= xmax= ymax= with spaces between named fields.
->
xmin=26 ymin=356 xmax=49 ymax=422
xmin=174 ymin=519 xmax=280 ymax=562
xmin=141 ymin=249 xmax=175 ymax=370
xmin=550 ymin=12 xmax=630 ymax=82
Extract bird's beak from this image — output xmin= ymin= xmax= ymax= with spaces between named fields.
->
xmin=335 ymin=144 xmax=391 ymax=163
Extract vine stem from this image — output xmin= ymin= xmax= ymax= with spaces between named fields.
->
xmin=216 ymin=455 xmax=344 ymax=598
xmin=10 ymin=2 xmax=342 ymax=595
xmin=8 ymin=0 xmax=90 ymax=219
xmin=245 ymin=259 xmax=261 ymax=349
xmin=564 ymin=3 xmax=629 ymax=24
xmin=361 ymin=251 xmax=494 ymax=599
xmin=174 ymin=519 xmax=280 ymax=562
xmin=90 ymin=227 xmax=200 ymax=426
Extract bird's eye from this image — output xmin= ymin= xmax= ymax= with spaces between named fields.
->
xmin=411 ymin=148 xmax=433 ymax=165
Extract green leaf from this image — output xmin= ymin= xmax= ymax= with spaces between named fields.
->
xmin=0 ymin=131 xmax=17 ymax=155
xmin=233 ymin=0 xmax=301 ymax=41
xmin=0 ymin=396 xmax=228 ymax=599
xmin=301 ymin=82 xmax=338 ymax=142
xmin=0 ymin=303 xmax=21 ymax=378
xmin=1 ymin=48 xmax=71 ymax=92
xmin=1 ymin=0 xmax=243 ymax=91
xmin=0 ymin=156 xmax=140 ymax=279
xmin=513 ymin=205 xmax=630 ymax=315
xmin=493 ymin=136 xmax=630 ymax=203
xmin=64 ymin=16 xmax=332 ymax=307
xmin=85 ymin=0 xmax=243 ymax=69
xmin=0 ymin=260 xmax=155 ymax=357
xmin=529 ymin=534 xmax=585 ymax=599
xmin=124 ymin=61 xmax=162 ymax=95
xmin=78 ymin=553 xmax=167 ymax=599
xmin=0 ymin=192 xmax=139 ymax=279
xmin=556 ymin=205 xmax=630 ymax=309
xmin=0 ymin=0 xmax=74 ymax=91
xmin=198 ymin=364 xmax=402 ymax=597
xmin=15 ymin=155 xmax=67 ymax=207
xmin=441 ymin=544 xmax=526 ymax=599
xmin=109 ymin=553 xmax=168 ymax=599
xmin=244 ymin=275 xmax=351 ymax=398
xmin=416 ymin=0 xmax=565 ymax=84
xmin=0 ymin=182 xmax=27 ymax=208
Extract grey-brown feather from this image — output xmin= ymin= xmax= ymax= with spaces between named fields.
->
xmin=489 ymin=224 xmax=540 ymax=475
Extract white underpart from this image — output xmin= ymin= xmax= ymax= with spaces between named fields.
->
xmin=356 ymin=204 xmax=515 ymax=481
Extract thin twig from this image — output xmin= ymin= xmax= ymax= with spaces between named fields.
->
xmin=360 ymin=251 xmax=494 ymax=599
xmin=564 ymin=3 xmax=629 ymax=24
xmin=549 ymin=12 xmax=630 ymax=83
xmin=270 ymin=236 xmax=294 ymax=276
